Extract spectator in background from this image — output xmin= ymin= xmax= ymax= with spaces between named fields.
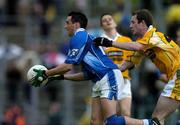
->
xmin=166 ymin=21 xmax=180 ymax=42
xmin=2 ymin=104 xmax=26 ymax=125
xmin=165 ymin=2 xmax=180 ymax=25
xmin=5 ymin=0 xmax=18 ymax=26
xmin=33 ymin=1 xmax=50 ymax=41
xmin=48 ymin=102 xmax=62 ymax=125
xmin=33 ymin=0 xmax=57 ymax=41
xmin=175 ymin=27 xmax=180 ymax=46
xmin=0 ymin=0 xmax=5 ymax=26
xmin=78 ymin=96 xmax=91 ymax=125
xmin=53 ymin=0 xmax=63 ymax=17
xmin=139 ymin=0 xmax=154 ymax=12
xmin=17 ymin=0 xmax=31 ymax=25
xmin=0 ymin=42 xmax=23 ymax=60
xmin=5 ymin=59 xmax=23 ymax=104
xmin=113 ymin=0 xmax=132 ymax=37
xmin=135 ymin=59 xmax=162 ymax=118
xmin=165 ymin=1 xmax=180 ymax=45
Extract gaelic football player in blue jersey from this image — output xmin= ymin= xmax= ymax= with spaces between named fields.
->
xmin=32 ymin=11 xmax=126 ymax=125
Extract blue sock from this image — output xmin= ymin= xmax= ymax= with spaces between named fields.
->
xmin=105 ymin=114 xmax=125 ymax=125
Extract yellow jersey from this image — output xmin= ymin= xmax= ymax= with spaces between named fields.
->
xmin=131 ymin=26 xmax=180 ymax=80
xmin=103 ymin=34 xmax=133 ymax=79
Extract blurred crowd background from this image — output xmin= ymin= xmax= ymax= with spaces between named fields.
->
xmin=0 ymin=0 xmax=179 ymax=125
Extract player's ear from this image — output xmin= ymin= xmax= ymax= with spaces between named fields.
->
xmin=74 ymin=22 xmax=80 ymax=29
xmin=141 ymin=20 xmax=147 ymax=27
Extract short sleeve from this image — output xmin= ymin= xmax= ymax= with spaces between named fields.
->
xmin=65 ymin=31 xmax=90 ymax=64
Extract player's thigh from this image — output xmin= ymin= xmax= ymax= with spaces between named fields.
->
xmin=117 ymin=97 xmax=132 ymax=116
xmin=152 ymin=95 xmax=180 ymax=120
xmin=100 ymin=98 xmax=117 ymax=119
xmin=117 ymin=79 xmax=132 ymax=116
xmin=91 ymin=97 xmax=104 ymax=123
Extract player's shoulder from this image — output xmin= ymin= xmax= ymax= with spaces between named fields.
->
xmin=71 ymin=30 xmax=88 ymax=42
xmin=75 ymin=29 xmax=88 ymax=37
xmin=117 ymin=35 xmax=132 ymax=42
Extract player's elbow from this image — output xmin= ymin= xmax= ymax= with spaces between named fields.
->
xmin=60 ymin=63 xmax=73 ymax=73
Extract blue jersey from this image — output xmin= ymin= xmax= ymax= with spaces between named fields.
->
xmin=65 ymin=28 xmax=118 ymax=82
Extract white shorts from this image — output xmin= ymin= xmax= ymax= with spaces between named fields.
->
xmin=161 ymin=71 xmax=180 ymax=100
xmin=92 ymin=69 xmax=124 ymax=100
xmin=117 ymin=78 xmax=132 ymax=100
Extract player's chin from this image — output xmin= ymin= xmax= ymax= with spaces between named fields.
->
xmin=66 ymin=30 xmax=72 ymax=36
xmin=68 ymin=33 xmax=74 ymax=37
xmin=131 ymin=31 xmax=137 ymax=36
xmin=130 ymin=29 xmax=134 ymax=34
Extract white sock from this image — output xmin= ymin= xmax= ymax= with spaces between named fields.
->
xmin=143 ymin=119 xmax=150 ymax=125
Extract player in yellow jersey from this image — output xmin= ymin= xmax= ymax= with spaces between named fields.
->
xmin=94 ymin=9 xmax=180 ymax=125
xmin=100 ymin=14 xmax=132 ymax=116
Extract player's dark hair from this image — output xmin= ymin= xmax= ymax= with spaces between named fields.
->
xmin=132 ymin=9 xmax=154 ymax=27
xmin=68 ymin=11 xmax=88 ymax=28
xmin=100 ymin=13 xmax=112 ymax=26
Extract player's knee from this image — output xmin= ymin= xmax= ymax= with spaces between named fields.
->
xmin=105 ymin=114 xmax=125 ymax=125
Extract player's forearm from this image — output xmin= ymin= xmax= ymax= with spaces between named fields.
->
xmin=119 ymin=61 xmax=134 ymax=72
xmin=64 ymin=72 xmax=85 ymax=81
xmin=46 ymin=63 xmax=73 ymax=76
xmin=112 ymin=41 xmax=143 ymax=51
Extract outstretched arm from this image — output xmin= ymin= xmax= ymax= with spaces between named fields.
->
xmin=47 ymin=72 xmax=86 ymax=83
xmin=112 ymin=40 xmax=145 ymax=51
xmin=64 ymin=72 xmax=87 ymax=81
xmin=32 ymin=63 xmax=73 ymax=87
xmin=93 ymin=37 xmax=145 ymax=51
xmin=46 ymin=63 xmax=73 ymax=76
xmin=34 ymin=72 xmax=87 ymax=87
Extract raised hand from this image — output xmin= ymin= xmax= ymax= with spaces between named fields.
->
xmin=93 ymin=37 xmax=113 ymax=47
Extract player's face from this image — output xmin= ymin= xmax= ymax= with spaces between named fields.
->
xmin=130 ymin=15 xmax=143 ymax=36
xmin=64 ymin=16 xmax=75 ymax=36
xmin=101 ymin=15 xmax=117 ymax=31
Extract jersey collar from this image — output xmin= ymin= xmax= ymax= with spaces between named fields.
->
xmin=143 ymin=25 xmax=156 ymax=37
xmin=147 ymin=25 xmax=156 ymax=32
xmin=101 ymin=32 xmax=121 ymax=41
xmin=75 ymin=28 xmax=85 ymax=35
